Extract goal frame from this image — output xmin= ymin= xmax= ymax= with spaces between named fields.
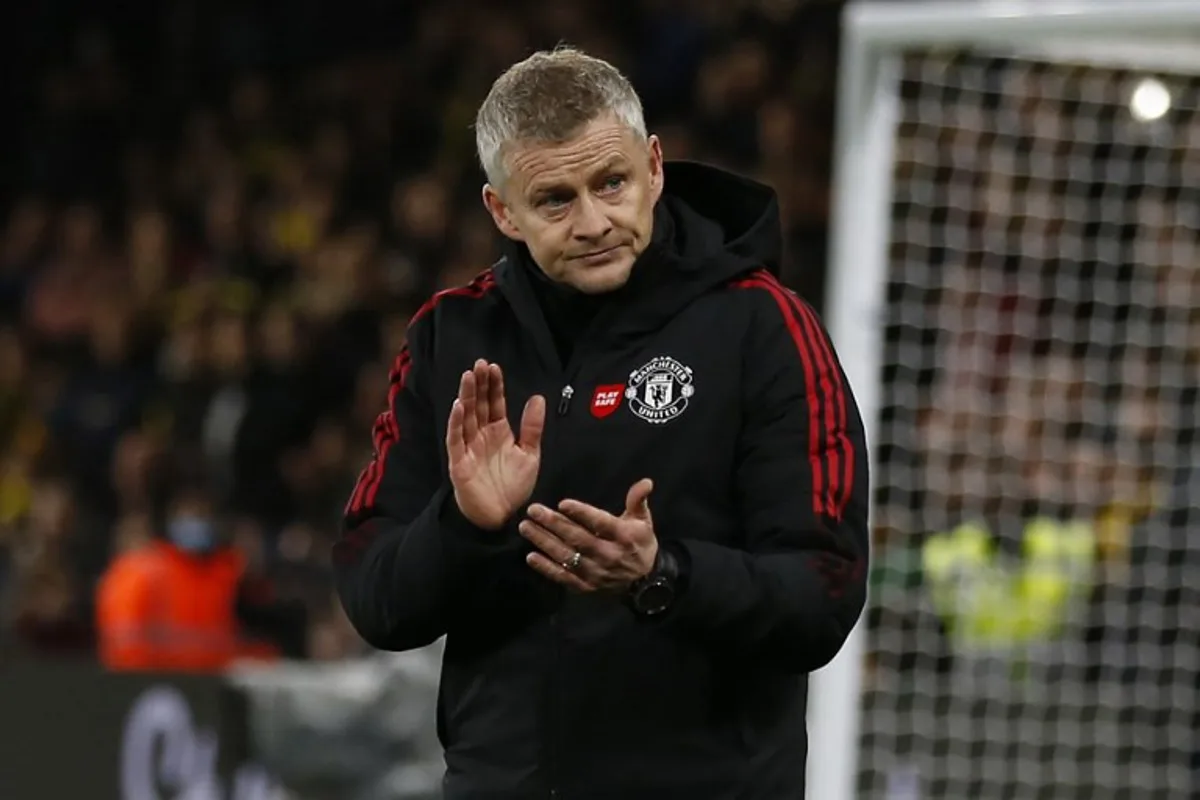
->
xmin=811 ymin=2 xmax=1200 ymax=798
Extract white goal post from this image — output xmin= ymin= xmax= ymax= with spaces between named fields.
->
xmin=812 ymin=2 xmax=1200 ymax=799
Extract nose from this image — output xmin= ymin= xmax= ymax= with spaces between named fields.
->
xmin=572 ymin=193 xmax=612 ymax=242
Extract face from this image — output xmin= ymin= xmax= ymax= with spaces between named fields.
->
xmin=483 ymin=117 xmax=664 ymax=294
xmin=167 ymin=495 xmax=218 ymax=554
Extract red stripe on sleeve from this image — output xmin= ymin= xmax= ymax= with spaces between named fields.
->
xmin=409 ymin=270 xmax=497 ymax=326
xmin=789 ymin=298 xmax=855 ymax=518
xmin=770 ymin=278 xmax=854 ymax=520
xmin=732 ymin=270 xmax=855 ymax=521
xmin=364 ymin=351 xmax=410 ymax=509
xmin=345 ymin=459 xmax=378 ymax=516
xmin=732 ymin=272 xmax=827 ymax=516
xmin=345 ymin=350 xmax=411 ymax=515
xmin=343 ymin=269 xmax=498 ymax=521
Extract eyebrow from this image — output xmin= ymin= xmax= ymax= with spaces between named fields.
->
xmin=528 ymin=157 xmax=630 ymax=197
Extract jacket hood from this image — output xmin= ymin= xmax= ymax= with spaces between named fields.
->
xmin=657 ymin=160 xmax=783 ymax=278
xmin=493 ymin=160 xmax=784 ymax=358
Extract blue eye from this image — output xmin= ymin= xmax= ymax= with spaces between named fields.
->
xmin=539 ymin=193 xmax=570 ymax=208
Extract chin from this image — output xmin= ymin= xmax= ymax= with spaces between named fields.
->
xmin=564 ymin=257 xmax=636 ymax=294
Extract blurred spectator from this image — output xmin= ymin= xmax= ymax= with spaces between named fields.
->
xmin=94 ymin=470 xmax=303 ymax=671
xmin=5 ymin=473 xmax=94 ymax=658
xmin=11 ymin=560 xmax=92 ymax=657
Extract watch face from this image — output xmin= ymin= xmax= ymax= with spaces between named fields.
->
xmin=635 ymin=579 xmax=674 ymax=615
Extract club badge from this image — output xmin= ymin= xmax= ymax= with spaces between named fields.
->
xmin=625 ymin=356 xmax=694 ymax=424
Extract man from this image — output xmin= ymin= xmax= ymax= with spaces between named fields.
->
xmin=333 ymin=46 xmax=869 ymax=799
xmin=97 ymin=471 xmax=305 ymax=670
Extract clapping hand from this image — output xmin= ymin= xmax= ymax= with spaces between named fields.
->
xmin=447 ymin=359 xmax=545 ymax=530
xmin=519 ymin=478 xmax=659 ymax=593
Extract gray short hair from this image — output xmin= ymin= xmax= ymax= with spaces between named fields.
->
xmin=474 ymin=46 xmax=648 ymax=187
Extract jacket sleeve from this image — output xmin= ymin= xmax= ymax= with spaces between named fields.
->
xmin=331 ymin=317 xmax=512 ymax=652
xmin=658 ymin=279 xmax=870 ymax=673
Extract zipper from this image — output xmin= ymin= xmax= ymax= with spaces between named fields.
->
xmin=494 ymin=265 xmax=600 ymax=799
xmin=545 ymin=382 xmax=576 ymax=798
xmin=557 ymin=385 xmax=574 ymax=415
xmin=547 ymin=606 xmax=562 ymax=800
xmin=545 ymin=367 xmax=590 ymax=796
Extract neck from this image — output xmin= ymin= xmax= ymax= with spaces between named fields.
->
xmin=502 ymin=202 xmax=678 ymax=364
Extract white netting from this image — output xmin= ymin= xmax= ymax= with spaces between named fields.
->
xmin=860 ymin=52 xmax=1200 ymax=799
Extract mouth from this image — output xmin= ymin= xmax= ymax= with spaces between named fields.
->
xmin=572 ymin=245 xmax=623 ymax=262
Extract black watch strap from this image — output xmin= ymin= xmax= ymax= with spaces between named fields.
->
xmin=652 ymin=544 xmax=681 ymax=584
xmin=627 ymin=543 xmax=681 ymax=616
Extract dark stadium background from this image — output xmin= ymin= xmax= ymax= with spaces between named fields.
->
xmin=0 ymin=0 xmax=841 ymax=666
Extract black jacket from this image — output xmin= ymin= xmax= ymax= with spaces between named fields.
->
xmin=333 ymin=162 xmax=870 ymax=799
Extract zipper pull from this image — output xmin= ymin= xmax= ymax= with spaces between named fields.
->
xmin=557 ymin=385 xmax=574 ymax=416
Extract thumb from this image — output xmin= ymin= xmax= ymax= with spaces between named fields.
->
xmin=518 ymin=395 xmax=546 ymax=454
xmin=624 ymin=478 xmax=654 ymax=519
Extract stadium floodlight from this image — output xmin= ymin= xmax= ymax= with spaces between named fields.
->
xmin=813 ymin=2 xmax=1200 ymax=798
xmin=1130 ymin=78 xmax=1172 ymax=123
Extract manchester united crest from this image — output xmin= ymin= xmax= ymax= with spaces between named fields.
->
xmin=625 ymin=356 xmax=694 ymax=424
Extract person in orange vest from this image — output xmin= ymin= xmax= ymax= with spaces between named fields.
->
xmin=96 ymin=476 xmax=299 ymax=672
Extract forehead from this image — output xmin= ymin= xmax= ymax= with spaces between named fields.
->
xmin=505 ymin=120 xmax=642 ymax=193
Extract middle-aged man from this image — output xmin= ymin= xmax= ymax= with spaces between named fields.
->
xmin=333 ymin=46 xmax=869 ymax=799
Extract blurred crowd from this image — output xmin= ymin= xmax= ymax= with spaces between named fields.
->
xmin=0 ymin=0 xmax=842 ymax=664
xmin=859 ymin=53 xmax=1200 ymax=798
xmin=876 ymin=53 xmax=1200 ymax=618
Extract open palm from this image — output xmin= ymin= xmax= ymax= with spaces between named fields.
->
xmin=447 ymin=360 xmax=545 ymax=530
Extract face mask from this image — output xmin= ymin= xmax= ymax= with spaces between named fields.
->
xmin=167 ymin=515 xmax=217 ymax=554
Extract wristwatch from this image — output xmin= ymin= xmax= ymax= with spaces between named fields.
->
xmin=627 ymin=543 xmax=682 ymax=617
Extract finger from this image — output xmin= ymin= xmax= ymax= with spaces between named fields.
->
xmin=526 ymin=552 xmax=595 ymax=593
xmin=487 ymin=363 xmax=506 ymax=424
xmin=625 ymin=478 xmax=654 ymax=519
xmin=556 ymin=499 xmax=623 ymax=540
xmin=518 ymin=519 xmax=578 ymax=564
xmin=473 ymin=360 xmax=491 ymax=431
xmin=526 ymin=505 xmax=604 ymax=552
xmin=459 ymin=370 xmax=479 ymax=443
xmin=446 ymin=398 xmax=467 ymax=465
xmin=518 ymin=396 xmax=546 ymax=454
xmin=518 ymin=515 xmax=614 ymax=585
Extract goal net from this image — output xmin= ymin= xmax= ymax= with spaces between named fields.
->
xmin=858 ymin=50 xmax=1200 ymax=799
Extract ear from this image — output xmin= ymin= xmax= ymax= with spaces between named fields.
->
xmin=481 ymin=184 xmax=524 ymax=242
xmin=646 ymin=134 xmax=665 ymax=204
